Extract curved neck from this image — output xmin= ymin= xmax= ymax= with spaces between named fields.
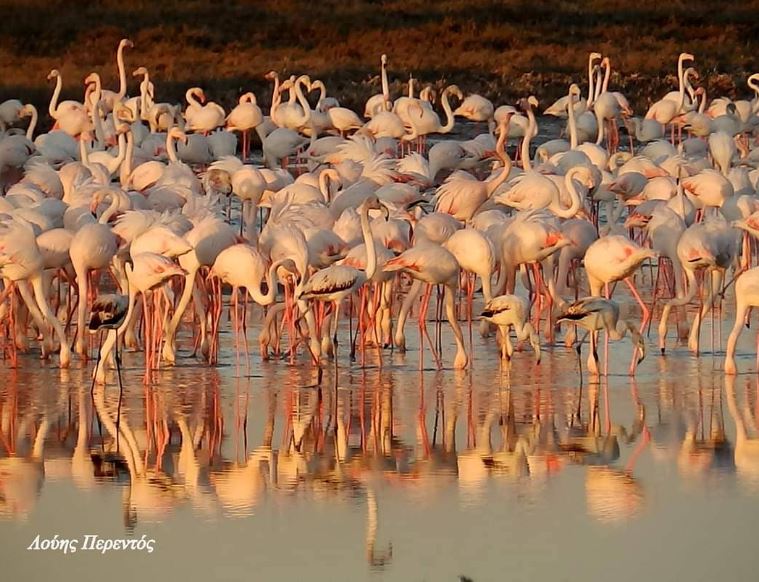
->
xmin=749 ymin=75 xmax=759 ymax=97
xmin=167 ymin=131 xmax=179 ymax=163
xmin=270 ymin=74 xmax=280 ymax=110
xmin=49 ymin=74 xmax=62 ymax=118
xmin=186 ymin=88 xmax=202 ymax=109
xmin=100 ymin=191 xmax=122 ymax=224
xmin=318 ymin=169 xmax=338 ymax=203
xmin=408 ymin=76 xmax=414 ymax=99
xmin=555 ymin=168 xmax=584 ymax=218
xmin=699 ymin=90 xmax=707 ymax=113
xmin=486 ymin=118 xmax=512 ymax=195
xmin=92 ymin=102 xmax=106 ymax=145
xmin=250 ymin=258 xmax=284 ymax=305
xmin=486 ymin=154 xmax=512 ymax=197
xmin=294 ymin=78 xmax=311 ymax=125
xmin=116 ymin=44 xmax=128 ymax=99
xmin=439 ymin=89 xmax=456 ymax=133
xmin=89 ymin=75 xmax=102 ymax=108
xmin=25 ymin=106 xmax=38 ymax=140
xmin=360 ymin=204 xmax=378 ymax=280
xmin=587 ymin=59 xmax=596 ymax=105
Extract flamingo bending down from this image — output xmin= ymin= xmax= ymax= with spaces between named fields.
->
xmin=480 ymin=295 xmax=541 ymax=363
xmin=557 ymin=297 xmax=646 ymax=376
xmin=0 ymin=220 xmax=71 ymax=367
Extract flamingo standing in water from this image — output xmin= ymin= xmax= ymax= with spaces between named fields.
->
xmin=557 ymin=296 xmax=646 ymax=376
xmin=480 ymin=294 xmax=541 ymax=363
xmin=69 ymin=190 xmax=122 ymax=358
xmin=0 ymin=219 xmax=71 ymax=368
xmin=582 ymin=235 xmax=656 ymax=372
xmin=384 ymin=242 xmax=469 ymax=370
xmin=724 ymin=267 xmax=759 ymax=375
xmin=658 ymin=216 xmax=738 ymax=355
xmin=298 ymin=195 xmax=389 ymax=360
xmin=92 ymin=253 xmax=185 ymax=384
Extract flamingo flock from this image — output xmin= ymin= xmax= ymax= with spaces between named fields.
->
xmin=0 ymin=39 xmax=759 ymax=386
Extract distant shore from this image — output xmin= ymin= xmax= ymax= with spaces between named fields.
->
xmin=1 ymin=0 xmax=756 ymax=120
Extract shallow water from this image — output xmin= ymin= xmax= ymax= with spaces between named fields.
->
xmin=1 ymin=285 xmax=759 ymax=581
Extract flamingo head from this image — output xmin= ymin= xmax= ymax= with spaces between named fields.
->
xmin=47 ymin=69 xmax=60 ymax=81
xmin=170 ymin=127 xmax=189 ymax=145
xmin=624 ymin=210 xmax=652 ymax=229
xmin=362 ymin=195 xmax=390 ymax=221
xmin=446 ymin=85 xmax=464 ymax=101
xmin=120 ymin=38 xmax=134 ymax=50
xmin=132 ymin=67 xmax=148 ymax=77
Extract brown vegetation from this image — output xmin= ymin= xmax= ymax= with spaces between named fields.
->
xmin=0 ymin=0 xmax=757 ymax=116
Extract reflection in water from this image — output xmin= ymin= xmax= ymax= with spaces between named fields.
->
xmin=0 ymin=342 xmax=755 ymax=572
xmin=725 ymin=375 xmax=759 ymax=492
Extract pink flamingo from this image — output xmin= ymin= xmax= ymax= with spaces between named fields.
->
xmin=384 ymin=242 xmax=469 ymax=370
xmin=725 ymin=267 xmax=759 ymax=375
xmin=92 ymin=253 xmax=185 ymax=384
xmin=298 ymin=195 xmax=388 ymax=361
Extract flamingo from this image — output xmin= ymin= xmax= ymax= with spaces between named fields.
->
xmin=384 ymin=242 xmax=469 ymax=370
xmin=69 ymin=190 xmax=122 ymax=358
xmin=47 ymin=70 xmax=90 ymax=138
xmin=724 ymin=267 xmax=759 ymax=374
xmin=480 ymin=295 xmax=541 ymax=363
xmin=184 ymin=88 xmax=225 ymax=134
xmin=298 ymin=195 xmax=388 ymax=359
xmin=226 ymin=93 xmax=263 ymax=160
xmin=0 ymin=219 xmax=71 ymax=367
xmin=364 ymin=55 xmax=390 ymax=118
xmin=92 ymin=253 xmax=186 ymax=384
xmin=557 ymin=297 xmax=646 ymax=376
xmin=434 ymin=114 xmax=512 ymax=221
xmin=658 ymin=216 xmax=738 ymax=354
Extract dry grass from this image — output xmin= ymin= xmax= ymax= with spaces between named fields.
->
xmin=0 ymin=0 xmax=757 ymax=116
